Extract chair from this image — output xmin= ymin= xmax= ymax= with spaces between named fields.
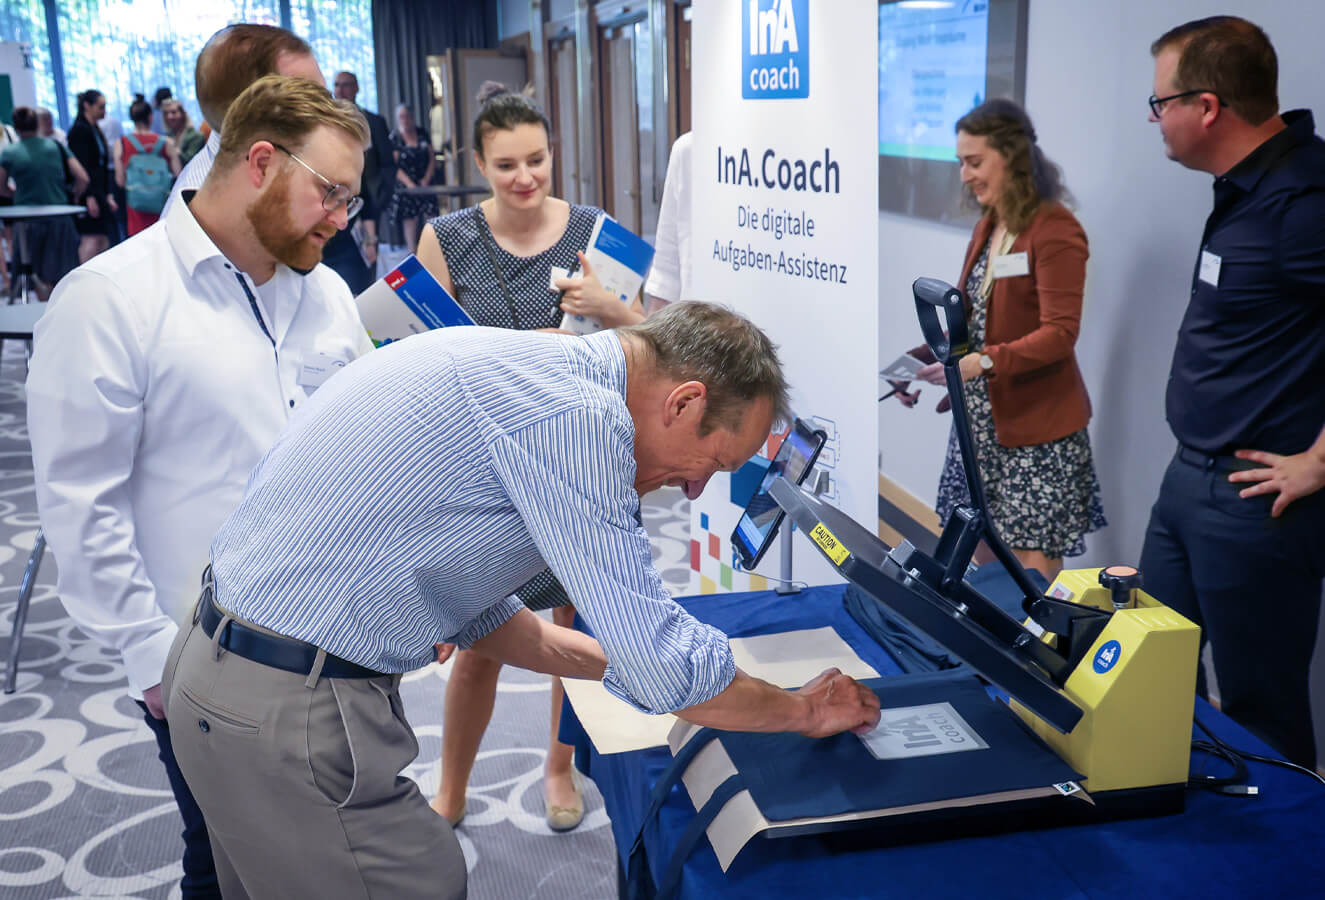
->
xmin=4 ymin=529 xmax=46 ymax=693
xmin=0 ymin=302 xmax=45 ymax=375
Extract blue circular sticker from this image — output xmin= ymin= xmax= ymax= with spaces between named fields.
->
xmin=1093 ymin=640 xmax=1122 ymax=674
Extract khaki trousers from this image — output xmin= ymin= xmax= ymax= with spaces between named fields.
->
xmin=163 ymin=613 xmax=466 ymax=899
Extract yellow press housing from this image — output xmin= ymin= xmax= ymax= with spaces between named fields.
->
xmin=1010 ymin=567 xmax=1200 ymax=794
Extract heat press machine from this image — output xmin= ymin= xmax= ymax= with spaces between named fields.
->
xmin=771 ymin=276 xmax=1201 ymax=818
xmin=623 ymin=278 xmax=1204 ymax=895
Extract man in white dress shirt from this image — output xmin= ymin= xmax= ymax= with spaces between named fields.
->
xmin=164 ymin=23 xmax=324 ymax=216
xmin=27 ymin=76 xmax=372 ymax=900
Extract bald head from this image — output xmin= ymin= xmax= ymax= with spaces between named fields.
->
xmin=195 ymin=23 xmax=321 ymax=131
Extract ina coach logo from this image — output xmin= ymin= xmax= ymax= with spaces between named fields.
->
xmin=860 ymin=702 xmax=989 ymax=760
xmin=742 ymin=0 xmax=809 ymax=100
xmin=1093 ymin=639 xmax=1122 ymax=674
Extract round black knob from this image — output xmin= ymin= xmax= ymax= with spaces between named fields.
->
xmin=1099 ymin=565 xmax=1143 ymax=609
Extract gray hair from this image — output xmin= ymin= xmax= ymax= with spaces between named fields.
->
xmin=620 ymin=302 xmax=791 ymax=435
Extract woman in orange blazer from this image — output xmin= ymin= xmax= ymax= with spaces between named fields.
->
xmin=917 ymin=99 xmax=1105 ymax=577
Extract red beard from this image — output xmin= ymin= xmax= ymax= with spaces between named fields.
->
xmin=246 ymin=172 xmax=336 ymax=270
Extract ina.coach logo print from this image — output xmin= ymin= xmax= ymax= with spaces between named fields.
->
xmin=742 ymin=0 xmax=809 ymax=99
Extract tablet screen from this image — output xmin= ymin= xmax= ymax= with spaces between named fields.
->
xmin=732 ymin=418 xmax=828 ymax=569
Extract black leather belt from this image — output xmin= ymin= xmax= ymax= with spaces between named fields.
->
xmin=1176 ymin=444 xmax=1244 ymax=472
xmin=198 ymin=582 xmax=383 ymax=679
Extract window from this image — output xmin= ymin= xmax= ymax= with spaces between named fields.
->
xmin=6 ymin=0 xmax=376 ymax=130
xmin=290 ymin=0 xmax=377 ymax=112
xmin=0 ymin=0 xmax=57 ymax=114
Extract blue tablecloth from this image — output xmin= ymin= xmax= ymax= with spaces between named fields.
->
xmin=562 ymin=584 xmax=1325 ymax=899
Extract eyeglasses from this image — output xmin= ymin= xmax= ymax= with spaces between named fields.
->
xmin=271 ymin=142 xmax=363 ymax=219
xmin=1148 ymin=90 xmax=1226 ymax=118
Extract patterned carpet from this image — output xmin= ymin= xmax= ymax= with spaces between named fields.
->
xmin=0 ymin=340 xmax=693 ymax=899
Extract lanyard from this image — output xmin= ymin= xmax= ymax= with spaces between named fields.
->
xmin=234 ymin=272 xmax=276 ymax=348
xmin=475 ymin=206 xmax=525 ymax=330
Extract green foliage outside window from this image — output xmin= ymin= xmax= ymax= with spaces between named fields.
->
xmin=0 ymin=0 xmax=57 ymax=114
xmin=0 ymin=0 xmax=376 ymax=129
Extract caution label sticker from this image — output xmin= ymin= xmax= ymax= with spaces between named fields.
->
xmin=810 ymin=522 xmax=849 ymax=565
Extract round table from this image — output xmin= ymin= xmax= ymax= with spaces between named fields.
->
xmin=403 ymin=184 xmax=491 ymax=213
xmin=0 ymin=203 xmax=86 ymax=304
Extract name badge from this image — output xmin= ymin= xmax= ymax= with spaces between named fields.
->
xmin=549 ymin=266 xmax=570 ymax=291
xmin=992 ymin=251 xmax=1030 ymax=279
xmin=297 ymin=352 xmax=348 ymax=391
xmin=1199 ymin=249 xmax=1222 ymax=287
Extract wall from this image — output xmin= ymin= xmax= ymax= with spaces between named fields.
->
xmin=499 ymin=0 xmax=578 ymax=39
xmin=499 ymin=0 xmax=531 ymax=38
xmin=877 ymin=0 xmax=1325 ymax=766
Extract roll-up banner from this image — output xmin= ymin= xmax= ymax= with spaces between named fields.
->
xmin=688 ymin=0 xmax=879 ymax=593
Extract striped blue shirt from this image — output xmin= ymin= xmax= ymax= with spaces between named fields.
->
xmin=210 ymin=327 xmax=736 ymax=714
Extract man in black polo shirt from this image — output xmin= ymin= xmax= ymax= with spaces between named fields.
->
xmin=1142 ymin=16 xmax=1325 ymax=768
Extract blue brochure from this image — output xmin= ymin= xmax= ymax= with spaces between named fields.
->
xmin=355 ymin=254 xmax=475 ymax=346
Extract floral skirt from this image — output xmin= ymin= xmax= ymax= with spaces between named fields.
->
xmin=935 ymin=378 xmax=1106 ymax=558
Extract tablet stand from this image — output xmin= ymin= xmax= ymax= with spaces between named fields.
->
xmin=771 ymin=466 xmax=830 ymax=595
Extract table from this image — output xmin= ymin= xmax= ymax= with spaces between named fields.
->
xmin=403 ymin=184 xmax=491 ymax=213
xmin=563 ymin=584 xmax=1325 ymax=899
xmin=0 ymin=203 xmax=85 ymax=304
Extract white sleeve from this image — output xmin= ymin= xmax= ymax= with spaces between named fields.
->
xmin=26 ymin=270 xmax=177 ymax=695
xmin=644 ymin=139 xmax=686 ymax=304
xmin=354 ymin=323 xmax=376 ymax=357
xmin=320 ymin=266 xmax=377 ymax=359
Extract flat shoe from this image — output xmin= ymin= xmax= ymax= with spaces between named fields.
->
xmin=546 ymin=776 xmax=584 ymax=832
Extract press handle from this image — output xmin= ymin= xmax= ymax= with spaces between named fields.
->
xmin=911 ymin=277 xmax=969 ymax=364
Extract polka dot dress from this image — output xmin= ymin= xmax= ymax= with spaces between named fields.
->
xmin=428 ymin=203 xmax=603 ymax=330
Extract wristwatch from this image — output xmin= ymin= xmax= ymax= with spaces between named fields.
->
xmin=978 ymin=353 xmax=994 ymax=374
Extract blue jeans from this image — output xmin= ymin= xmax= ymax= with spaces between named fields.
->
xmin=137 ymin=701 xmax=222 ymax=899
xmin=1139 ymin=447 xmax=1325 ymax=768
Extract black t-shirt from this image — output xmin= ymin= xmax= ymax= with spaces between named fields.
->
xmin=1165 ymin=109 xmax=1325 ymax=455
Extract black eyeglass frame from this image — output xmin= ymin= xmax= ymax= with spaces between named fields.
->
xmin=1148 ymin=89 xmax=1226 ymax=118
xmin=270 ymin=142 xmax=364 ymax=219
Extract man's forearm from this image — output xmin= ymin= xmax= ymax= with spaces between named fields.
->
xmin=470 ymin=607 xmax=607 ymax=679
xmin=677 ymin=669 xmax=811 ymax=733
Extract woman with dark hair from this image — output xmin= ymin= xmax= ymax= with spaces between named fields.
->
xmin=114 ymin=94 xmax=181 ymax=235
xmin=389 ymin=104 xmax=437 ymax=252
xmin=417 ymin=81 xmax=641 ymax=836
xmin=916 ymin=98 xmax=1105 ymax=578
xmin=66 ymin=88 xmax=117 ymax=261
xmin=418 ymin=82 xmax=642 ymax=330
